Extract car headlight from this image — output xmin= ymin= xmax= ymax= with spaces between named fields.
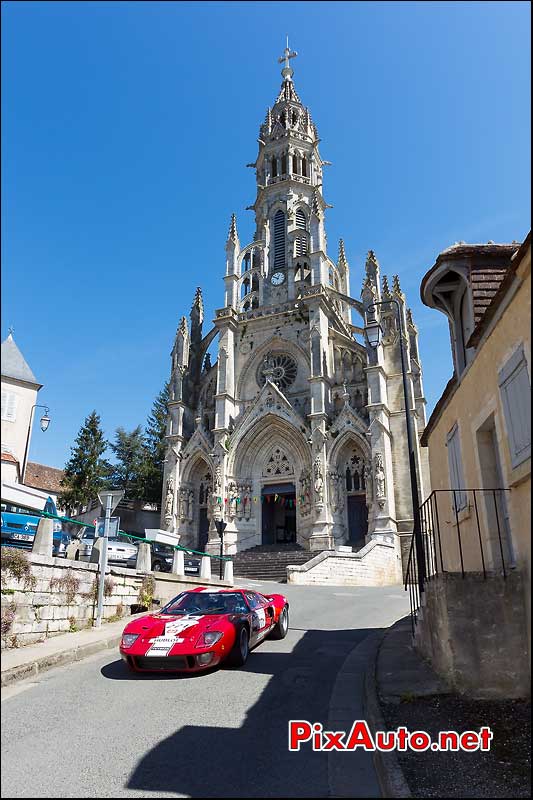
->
xmin=165 ymin=557 xmax=173 ymax=563
xmin=196 ymin=631 xmax=223 ymax=648
xmin=121 ymin=634 xmax=139 ymax=648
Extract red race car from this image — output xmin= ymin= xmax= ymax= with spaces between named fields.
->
xmin=119 ymin=587 xmax=289 ymax=673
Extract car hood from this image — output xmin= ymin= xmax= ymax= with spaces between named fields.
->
xmin=124 ymin=613 xmax=229 ymax=642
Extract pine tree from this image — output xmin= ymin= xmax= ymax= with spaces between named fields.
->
xmin=109 ymin=426 xmax=146 ymax=499
xmin=59 ymin=411 xmax=111 ymax=514
xmin=142 ymin=381 xmax=170 ymax=504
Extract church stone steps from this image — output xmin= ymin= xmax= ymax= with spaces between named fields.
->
xmin=233 ymin=545 xmax=312 ymax=581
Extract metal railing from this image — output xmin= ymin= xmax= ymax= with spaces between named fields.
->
xmin=404 ymin=488 xmax=511 ymax=635
xmin=0 ymin=503 xmax=232 ymax=567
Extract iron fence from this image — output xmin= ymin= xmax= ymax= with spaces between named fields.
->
xmin=404 ymin=488 xmax=511 ymax=634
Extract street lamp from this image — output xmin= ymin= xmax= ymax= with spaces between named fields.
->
xmin=22 ymin=405 xmax=51 ymax=483
xmin=364 ymin=298 xmax=427 ymax=595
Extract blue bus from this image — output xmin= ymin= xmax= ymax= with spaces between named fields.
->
xmin=1 ymin=497 xmax=70 ymax=557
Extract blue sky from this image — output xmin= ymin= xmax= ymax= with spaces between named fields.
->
xmin=2 ymin=1 xmax=531 ymax=470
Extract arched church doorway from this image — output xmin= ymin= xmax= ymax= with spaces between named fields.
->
xmin=260 ymin=445 xmax=297 ymax=545
xmin=339 ymin=441 xmax=369 ymax=548
xmin=261 ymin=483 xmax=296 ymax=545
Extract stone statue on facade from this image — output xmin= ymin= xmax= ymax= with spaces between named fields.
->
xmin=329 ymin=470 xmax=341 ymax=512
xmin=313 ymin=456 xmax=324 ymax=504
xmin=374 ymin=453 xmax=386 ymax=509
xmin=164 ymin=476 xmax=174 ymax=528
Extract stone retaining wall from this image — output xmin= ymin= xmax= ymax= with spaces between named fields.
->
xmin=286 ymin=540 xmax=402 ymax=586
xmin=414 ymin=570 xmax=530 ymax=698
xmin=1 ymin=553 xmax=231 ymax=649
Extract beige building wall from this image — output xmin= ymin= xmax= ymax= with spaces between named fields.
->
xmin=424 ymin=245 xmax=530 ymax=647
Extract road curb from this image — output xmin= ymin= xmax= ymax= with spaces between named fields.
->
xmin=362 ymin=624 xmax=412 ymax=799
xmin=327 ymin=629 xmax=391 ymax=799
xmin=1 ymin=633 xmax=123 ymax=688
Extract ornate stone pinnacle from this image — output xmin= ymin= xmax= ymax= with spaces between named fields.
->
xmin=392 ymin=275 xmax=402 ymax=295
xmin=227 ymin=213 xmax=239 ymax=244
xmin=366 ymin=249 xmax=379 ymax=268
xmin=311 ymin=189 xmax=321 ymax=218
xmin=382 ymin=275 xmax=391 ymax=297
xmin=338 ymin=239 xmax=347 ymax=266
xmin=178 ymin=316 xmax=188 ymax=337
xmin=191 ymin=286 xmax=204 ymax=321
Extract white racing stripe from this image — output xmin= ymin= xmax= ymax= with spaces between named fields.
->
xmin=145 ymin=616 xmax=204 ymax=657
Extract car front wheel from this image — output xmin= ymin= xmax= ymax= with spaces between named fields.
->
xmin=228 ymin=626 xmax=249 ymax=667
xmin=269 ymin=606 xmax=289 ymax=640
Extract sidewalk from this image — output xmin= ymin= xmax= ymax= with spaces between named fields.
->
xmin=364 ymin=616 xmax=531 ymax=798
xmin=1 ymin=614 xmax=144 ymax=688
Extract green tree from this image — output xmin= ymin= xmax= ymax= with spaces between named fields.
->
xmin=142 ymin=381 xmax=170 ymax=504
xmin=59 ymin=411 xmax=111 ymax=514
xmin=109 ymin=425 xmax=146 ymax=499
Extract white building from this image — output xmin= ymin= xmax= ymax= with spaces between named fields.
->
xmin=1 ymin=332 xmax=43 ymax=485
xmin=160 ymin=49 xmax=429 ymax=583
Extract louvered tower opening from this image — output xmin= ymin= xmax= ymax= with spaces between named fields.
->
xmin=273 ymin=210 xmax=286 ymax=268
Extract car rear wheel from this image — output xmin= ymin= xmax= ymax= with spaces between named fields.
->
xmin=228 ymin=626 xmax=249 ymax=667
xmin=269 ymin=606 xmax=289 ymax=640
xmin=153 ymin=561 xmax=162 ymax=572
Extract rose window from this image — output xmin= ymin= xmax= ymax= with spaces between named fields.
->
xmin=258 ymin=352 xmax=298 ymax=390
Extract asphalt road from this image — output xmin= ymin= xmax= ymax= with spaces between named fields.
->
xmin=1 ymin=580 xmax=409 ymax=798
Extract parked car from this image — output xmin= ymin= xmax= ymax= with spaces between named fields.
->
xmin=1 ymin=497 xmax=69 ymax=557
xmin=184 ymin=555 xmax=200 ymax=575
xmin=151 ymin=542 xmax=174 ymax=572
xmin=66 ymin=528 xmax=138 ymax=568
xmin=149 ymin=542 xmax=200 ymax=574
xmin=120 ymin=586 xmax=289 ymax=673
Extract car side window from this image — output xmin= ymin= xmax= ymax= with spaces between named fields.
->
xmin=245 ymin=592 xmax=264 ymax=610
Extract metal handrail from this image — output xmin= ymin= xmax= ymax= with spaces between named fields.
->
xmin=0 ymin=504 xmax=232 ymax=562
xmin=404 ymin=488 xmax=511 ymax=635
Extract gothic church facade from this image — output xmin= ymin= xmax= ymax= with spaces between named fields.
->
xmin=161 ymin=49 xmax=429 ymax=580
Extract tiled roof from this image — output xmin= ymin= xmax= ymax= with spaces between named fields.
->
xmin=25 ymin=462 xmax=65 ymax=495
xmin=1 ymin=334 xmax=41 ymax=387
xmin=468 ymin=232 xmax=530 ymax=348
xmin=1 ymin=452 xmax=19 ymax=465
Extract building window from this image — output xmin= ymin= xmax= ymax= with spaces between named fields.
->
xmin=271 ymin=157 xmax=277 ymax=177
xmin=446 ymin=423 xmax=467 ymax=510
xmin=273 ymin=210 xmax=286 ymax=268
xmin=1 ymin=391 xmax=18 ymax=422
xmin=498 ymin=345 xmax=531 ymax=468
xmin=295 ymin=208 xmax=306 ymax=230
xmin=281 ymin=154 xmax=287 ymax=175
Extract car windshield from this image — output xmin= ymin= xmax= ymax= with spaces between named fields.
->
xmin=162 ymin=592 xmax=249 ymax=616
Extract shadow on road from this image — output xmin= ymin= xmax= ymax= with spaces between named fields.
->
xmin=113 ymin=625 xmax=382 ymax=798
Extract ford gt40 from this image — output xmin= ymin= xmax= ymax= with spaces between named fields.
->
xmin=120 ymin=587 xmax=289 ymax=673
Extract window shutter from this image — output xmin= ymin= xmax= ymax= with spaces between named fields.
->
xmin=499 ymin=346 xmax=531 ymax=468
xmin=296 ymin=208 xmax=306 ymax=229
xmin=1 ymin=391 xmax=18 ymax=422
xmin=446 ymin=424 xmax=467 ymax=510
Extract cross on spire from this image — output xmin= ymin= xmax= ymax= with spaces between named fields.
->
xmin=278 ymin=37 xmax=297 ymax=79
xmin=8 ymin=325 xmax=15 ymax=337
